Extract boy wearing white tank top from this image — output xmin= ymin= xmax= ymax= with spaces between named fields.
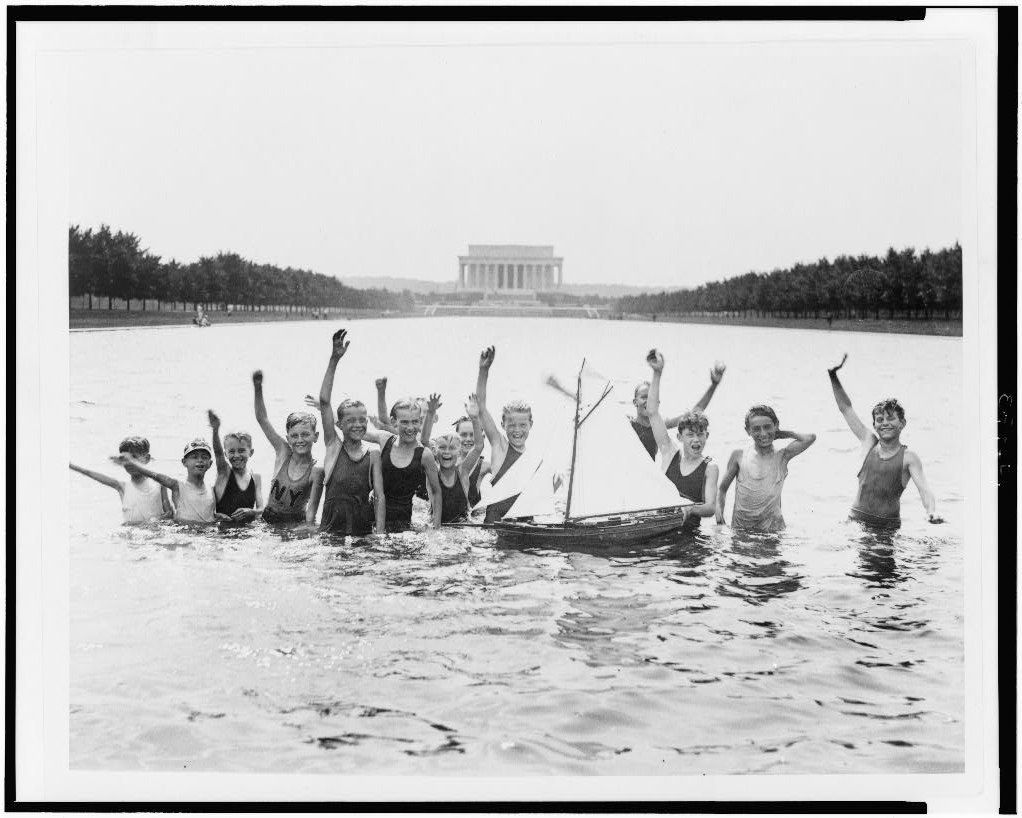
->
xmin=113 ymin=437 xmax=217 ymax=524
xmin=70 ymin=436 xmax=173 ymax=524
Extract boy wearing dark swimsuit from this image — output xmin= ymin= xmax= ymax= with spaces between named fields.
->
xmin=207 ymin=410 xmax=263 ymax=523
xmin=828 ymin=354 xmax=944 ymax=528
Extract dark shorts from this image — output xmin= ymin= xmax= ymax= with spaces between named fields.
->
xmin=849 ymin=507 xmax=901 ymax=530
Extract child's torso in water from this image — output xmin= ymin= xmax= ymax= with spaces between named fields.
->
xmin=320 ymin=446 xmax=373 ymax=536
xmin=121 ymin=477 xmax=165 ymax=524
xmin=216 ymin=471 xmax=257 ymax=516
xmin=381 ymin=436 xmax=424 ymax=530
xmin=175 ymin=479 xmax=216 ymax=524
xmin=262 ymin=454 xmax=316 ymax=523
xmin=850 ymin=443 xmax=908 ymax=526
xmin=732 ymin=446 xmax=787 ymax=532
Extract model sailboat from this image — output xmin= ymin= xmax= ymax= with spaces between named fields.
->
xmin=478 ymin=360 xmax=693 ymax=546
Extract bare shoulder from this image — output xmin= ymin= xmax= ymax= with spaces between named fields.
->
xmin=706 ymin=461 xmax=720 ymax=479
xmin=903 ymin=448 xmax=923 ymax=469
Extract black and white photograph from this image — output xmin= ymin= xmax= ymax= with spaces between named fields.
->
xmin=13 ymin=8 xmax=1003 ymax=809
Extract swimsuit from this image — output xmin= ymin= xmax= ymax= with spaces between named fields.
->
xmin=849 ymin=444 xmax=907 ymax=529
xmin=320 ymin=447 xmax=374 ymax=536
xmin=665 ymin=452 xmax=708 ymax=530
xmin=732 ymin=447 xmax=787 ymax=532
xmin=262 ymin=454 xmax=316 ymax=523
xmin=467 ymin=459 xmax=483 ymax=508
xmin=439 ymin=471 xmax=469 ymax=524
xmin=381 ymin=436 xmax=424 ymax=531
xmin=484 ymin=445 xmax=524 ymax=523
xmin=121 ymin=478 xmax=165 ymax=524
xmin=216 ymin=471 xmax=257 ymax=516
xmin=175 ymin=480 xmax=216 ymax=524
xmin=631 ymin=420 xmax=658 ymax=459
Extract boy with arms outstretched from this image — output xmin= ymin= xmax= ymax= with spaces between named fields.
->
xmin=631 ymin=361 xmax=727 ymax=459
xmin=715 ymin=406 xmax=816 ymax=533
xmin=207 ymin=411 xmax=263 ymax=523
xmin=112 ymin=437 xmax=218 ymax=524
xmin=828 ymin=354 xmax=943 ymax=527
xmin=253 ymin=370 xmax=323 ymax=524
xmin=476 ymin=345 xmax=534 ymax=523
xmin=645 ymin=350 xmax=719 ymax=530
xmin=70 ymin=436 xmax=173 ymax=524
xmin=308 ymin=328 xmax=387 ymax=535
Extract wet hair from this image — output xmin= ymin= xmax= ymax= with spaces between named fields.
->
xmin=676 ymin=409 xmax=710 ymax=435
xmin=501 ymin=399 xmax=533 ymax=424
xmin=336 ymin=399 xmax=367 ymax=421
xmin=118 ymin=436 xmax=150 ymax=457
xmin=744 ymin=404 xmax=779 ymax=431
xmin=285 ymin=411 xmax=318 ymax=432
xmin=223 ymin=430 xmax=253 ymax=448
xmin=871 ymin=398 xmax=906 ymax=424
xmin=389 ymin=398 xmax=423 ymax=421
xmin=431 ymin=432 xmax=461 ymax=454
xmin=633 ymin=381 xmax=651 ymax=399
xmin=451 ymin=415 xmax=471 ymax=430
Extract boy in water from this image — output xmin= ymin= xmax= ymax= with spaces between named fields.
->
xmin=308 ymin=328 xmax=387 ymax=535
xmin=112 ymin=437 xmax=218 ymax=524
xmin=70 ymin=436 xmax=173 ymax=524
xmin=207 ymin=410 xmax=263 ymax=523
xmin=631 ymin=361 xmax=727 ymax=459
xmin=253 ymin=370 xmax=323 ymax=524
xmin=827 ymin=354 xmax=944 ymax=527
xmin=430 ymin=396 xmax=485 ymax=524
xmin=476 ymin=345 xmax=534 ymax=523
xmin=645 ymin=350 xmax=719 ymax=530
xmin=715 ymin=406 xmax=816 ymax=532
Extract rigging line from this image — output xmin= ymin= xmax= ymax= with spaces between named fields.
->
xmin=563 ymin=358 xmax=585 ymax=522
xmin=577 ymin=383 xmax=614 ymax=428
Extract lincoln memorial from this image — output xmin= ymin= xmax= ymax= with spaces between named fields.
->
xmin=457 ymin=245 xmax=563 ymax=292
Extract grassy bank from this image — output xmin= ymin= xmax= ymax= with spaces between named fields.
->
xmin=618 ymin=313 xmax=963 ymax=337
xmin=69 ymin=308 xmax=414 ymax=330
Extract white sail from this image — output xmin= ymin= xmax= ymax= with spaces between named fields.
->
xmin=503 ymin=455 xmax=558 ymax=519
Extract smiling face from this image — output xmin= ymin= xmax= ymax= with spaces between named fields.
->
xmin=871 ymin=409 xmax=906 ymax=443
xmin=337 ymin=405 xmax=368 ymax=442
xmin=287 ymin=420 xmax=319 ymax=455
xmin=434 ymin=435 xmax=461 ymax=470
xmin=502 ymin=410 xmax=533 ymax=450
xmin=745 ymin=415 xmax=777 ymax=450
xmin=181 ymin=450 xmax=212 ymax=479
xmin=393 ymin=406 xmax=422 ymax=444
xmin=455 ymin=419 xmax=475 ymax=453
xmin=632 ymin=383 xmax=650 ymax=418
xmin=223 ymin=435 xmax=253 ymax=473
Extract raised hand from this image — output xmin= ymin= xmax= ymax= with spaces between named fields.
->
xmin=208 ymin=409 xmax=221 ymax=430
xmin=828 ymin=353 xmax=848 ymax=376
xmin=710 ymin=361 xmax=727 ymax=384
xmin=331 ymin=328 xmax=350 ymax=358
xmin=303 ymin=394 xmax=318 ymax=408
xmin=375 ymin=377 xmax=388 ymax=392
xmin=252 ymin=370 xmax=264 ymax=387
xmin=465 ymin=393 xmax=480 ymax=418
xmin=426 ymin=393 xmax=442 ymax=415
xmin=479 ymin=346 xmax=496 ymax=370
xmin=110 ymin=452 xmax=136 ymax=466
xmin=646 ymin=348 xmax=664 ymax=372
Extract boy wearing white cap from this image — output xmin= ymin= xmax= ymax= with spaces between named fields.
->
xmin=113 ymin=437 xmax=218 ymax=524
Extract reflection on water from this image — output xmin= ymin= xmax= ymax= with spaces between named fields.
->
xmin=69 ymin=319 xmax=964 ymax=775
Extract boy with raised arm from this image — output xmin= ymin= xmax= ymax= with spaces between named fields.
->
xmin=476 ymin=345 xmax=534 ymax=523
xmin=70 ymin=436 xmax=173 ymax=524
xmin=715 ymin=406 xmax=816 ymax=533
xmin=645 ymin=350 xmax=719 ymax=531
xmin=827 ymin=354 xmax=944 ymax=527
xmin=310 ymin=328 xmax=386 ymax=536
xmin=253 ymin=370 xmax=322 ymax=525
xmin=208 ymin=410 xmax=263 ymax=523
xmin=631 ymin=361 xmax=727 ymax=459
xmin=111 ymin=437 xmax=219 ymax=524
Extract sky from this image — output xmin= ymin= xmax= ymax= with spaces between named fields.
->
xmin=64 ymin=19 xmax=968 ymax=290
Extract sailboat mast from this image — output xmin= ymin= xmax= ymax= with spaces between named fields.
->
xmin=563 ymin=359 xmax=584 ymax=522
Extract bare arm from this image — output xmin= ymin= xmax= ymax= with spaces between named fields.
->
xmin=715 ymin=450 xmax=741 ymax=524
xmin=828 ymin=355 xmax=874 ymax=445
xmin=371 ymin=450 xmax=386 ymax=533
xmin=160 ymin=486 xmax=174 ymax=516
xmin=778 ymin=429 xmax=817 ymax=463
xmin=458 ymin=404 xmax=486 ymax=480
xmin=375 ymin=378 xmax=396 ymax=433
xmin=905 ymin=451 xmax=943 ymax=523
xmin=208 ymin=410 xmax=230 ymax=498
xmin=253 ymin=474 xmax=264 ymax=511
xmin=475 ymin=346 xmax=503 ymax=448
xmin=689 ymin=463 xmax=719 ymax=519
xmin=252 ymin=370 xmax=288 ymax=453
xmin=421 ymin=449 xmax=443 ymax=528
xmin=691 ymin=361 xmax=726 ymax=414
xmin=306 ymin=466 xmax=324 ymax=524
xmin=69 ymin=462 xmax=124 ymax=494
xmin=109 ymin=454 xmax=178 ymax=492
xmin=319 ymin=329 xmax=350 ymax=448
xmin=644 ymin=349 xmax=674 ymax=462
xmin=420 ymin=393 xmax=441 ymax=445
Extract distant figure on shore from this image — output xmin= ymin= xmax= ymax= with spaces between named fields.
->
xmin=826 ymin=313 xmax=833 ymax=329
xmin=827 ymin=353 xmax=944 ymax=528
xmin=193 ymin=307 xmax=210 ymax=327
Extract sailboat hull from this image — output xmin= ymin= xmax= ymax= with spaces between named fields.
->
xmin=486 ymin=506 xmax=693 ymax=547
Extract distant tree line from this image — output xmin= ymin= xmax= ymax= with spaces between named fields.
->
xmin=614 ymin=245 xmax=962 ymax=320
xmin=69 ymin=225 xmax=415 ymax=312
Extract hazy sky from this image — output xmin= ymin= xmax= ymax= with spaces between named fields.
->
xmin=65 ymin=21 xmax=967 ymax=289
